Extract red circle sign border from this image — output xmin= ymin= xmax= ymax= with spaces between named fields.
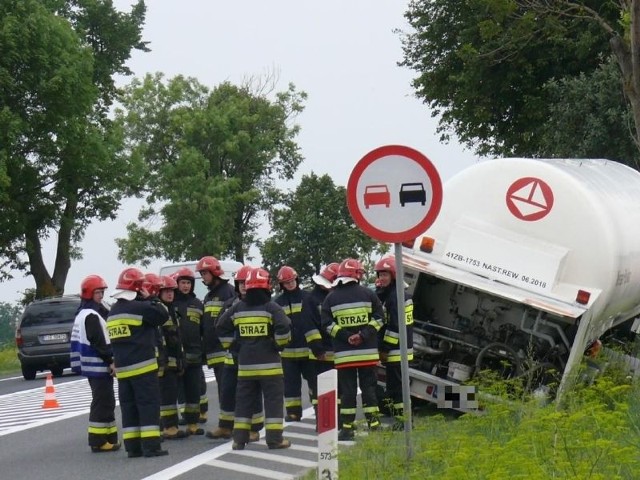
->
xmin=347 ymin=145 xmax=443 ymax=243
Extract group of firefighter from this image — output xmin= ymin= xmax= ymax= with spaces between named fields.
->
xmin=69 ymin=253 xmax=413 ymax=457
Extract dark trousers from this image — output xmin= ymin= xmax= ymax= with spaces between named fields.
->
xmin=159 ymin=368 xmax=180 ymax=429
xmin=338 ymin=366 xmax=379 ymax=430
xmin=219 ymin=364 xmax=263 ymax=430
xmin=384 ymin=362 xmax=404 ymax=416
xmin=87 ymin=376 xmax=117 ymax=447
xmin=181 ymin=364 xmax=202 ymax=424
xmin=282 ymin=358 xmax=315 ymax=417
xmin=118 ymin=371 xmax=161 ymax=455
xmin=234 ymin=376 xmax=284 ymax=445
xmin=312 ymin=360 xmax=335 ymax=405
xmin=199 ymin=366 xmax=209 ymax=415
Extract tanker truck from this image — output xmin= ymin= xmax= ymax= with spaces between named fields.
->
xmin=398 ymin=157 xmax=640 ymax=408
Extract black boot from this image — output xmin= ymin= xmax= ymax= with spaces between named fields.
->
xmin=143 ymin=448 xmax=169 ymax=457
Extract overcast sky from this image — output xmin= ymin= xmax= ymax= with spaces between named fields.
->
xmin=0 ymin=0 xmax=479 ymax=303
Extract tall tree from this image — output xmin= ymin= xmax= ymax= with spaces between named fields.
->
xmin=400 ymin=0 xmax=639 ymax=166
xmin=115 ymin=73 xmax=306 ymax=265
xmin=0 ymin=0 xmax=148 ymax=298
xmin=260 ymin=173 xmax=385 ymax=280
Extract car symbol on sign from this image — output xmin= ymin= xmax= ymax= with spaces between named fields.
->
xmin=363 ymin=184 xmax=391 ymax=208
xmin=399 ymin=182 xmax=426 ymax=206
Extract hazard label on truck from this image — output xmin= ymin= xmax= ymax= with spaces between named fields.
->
xmin=506 ymin=177 xmax=554 ymax=221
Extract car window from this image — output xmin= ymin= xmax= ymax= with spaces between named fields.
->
xmin=20 ymin=302 xmax=79 ymax=327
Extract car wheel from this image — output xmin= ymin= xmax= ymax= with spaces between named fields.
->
xmin=51 ymin=366 xmax=64 ymax=377
xmin=21 ymin=365 xmax=37 ymax=380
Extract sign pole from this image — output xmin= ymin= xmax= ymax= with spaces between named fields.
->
xmin=394 ymin=242 xmax=413 ymax=459
xmin=346 ymin=144 xmax=442 ymax=464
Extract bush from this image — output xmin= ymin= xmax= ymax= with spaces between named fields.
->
xmin=0 ymin=345 xmax=20 ymax=375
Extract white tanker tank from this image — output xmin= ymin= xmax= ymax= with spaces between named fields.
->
xmin=400 ymin=158 xmax=640 ymax=406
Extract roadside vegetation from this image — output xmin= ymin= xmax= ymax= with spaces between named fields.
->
xmin=305 ymin=360 xmax=640 ymax=479
xmin=0 ymin=345 xmax=19 ymax=375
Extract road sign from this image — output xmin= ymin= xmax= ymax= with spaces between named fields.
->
xmin=506 ymin=177 xmax=554 ymax=221
xmin=347 ymin=145 xmax=443 ymax=243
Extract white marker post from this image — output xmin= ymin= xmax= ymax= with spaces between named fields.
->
xmin=317 ymin=369 xmax=338 ymax=480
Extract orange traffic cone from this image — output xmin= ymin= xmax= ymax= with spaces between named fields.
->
xmin=42 ymin=372 xmax=60 ymax=409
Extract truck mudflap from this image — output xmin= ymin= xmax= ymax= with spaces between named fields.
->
xmin=377 ymin=365 xmax=479 ymax=412
xmin=402 ymin=250 xmax=592 ymax=320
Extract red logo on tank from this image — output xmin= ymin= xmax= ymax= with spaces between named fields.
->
xmin=506 ymin=177 xmax=554 ymax=221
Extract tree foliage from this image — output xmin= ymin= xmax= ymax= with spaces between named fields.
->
xmin=0 ymin=301 xmax=22 ymax=347
xmin=115 ymin=73 xmax=306 ymax=264
xmin=0 ymin=0 xmax=148 ymax=299
xmin=260 ymin=172 xmax=385 ymax=280
xmin=401 ymin=0 xmax=639 ymax=167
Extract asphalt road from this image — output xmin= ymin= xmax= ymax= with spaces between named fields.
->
xmin=0 ymin=368 xmax=320 ymax=480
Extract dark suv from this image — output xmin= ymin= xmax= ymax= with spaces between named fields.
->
xmin=15 ymin=295 xmax=81 ymax=380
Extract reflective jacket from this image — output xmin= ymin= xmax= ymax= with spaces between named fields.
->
xmin=216 ymin=300 xmax=291 ymax=379
xmin=202 ymin=282 xmax=236 ymax=367
xmin=173 ymin=291 xmax=204 ymax=365
xmin=320 ymin=281 xmax=384 ymax=369
xmin=70 ymin=308 xmax=112 ymax=377
xmin=107 ymin=297 xmax=169 ymax=379
xmin=274 ymin=287 xmax=310 ymax=360
xmin=158 ymin=302 xmax=184 ymax=371
xmin=378 ymin=282 xmax=414 ymax=363
xmin=300 ymin=285 xmax=334 ymax=361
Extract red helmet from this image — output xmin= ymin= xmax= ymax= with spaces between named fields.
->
xmin=319 ymin=262 xmax=340 ymax=283
xmin=245 ymin=267 xmax=271 ymax=290
xmin=337 ymin=258 xmax=365 ymax=280
xmin=375 ymin=257 xmax=396 ymax=279
xmin=142 ymin=273 xmax=163 ymax=297
xmin=234 ymin=265 xmax=253 ymax=283
xmin=116 ymin=267 xmax=145 ymax=291
xmin=174 ymin=267 xmax=195 ymax=281
xmin=159 ymin=275 xmax=178 ymax=290
xmin=277 ymin=265 xmax=298 ymax=283
xmin=80 ymin=275 xmax=108 ymax=300
xmin=196 ymin=256 xmax=225 ymax=277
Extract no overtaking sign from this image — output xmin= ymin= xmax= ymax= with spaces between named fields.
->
xmin=347 ymin=145 xmax=443 ymax=243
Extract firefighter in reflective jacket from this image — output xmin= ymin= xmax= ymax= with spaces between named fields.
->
xmin=299 ymin=263 xmax=340 ymax=416
xmin=375 ymin=256 xmax=414 ymax=429
xmin=172 ymin=267 xmax=206 ymax=435
xmin=107 ymin=267 xmax=169 ymax=458
xmin=198 ymin=255 xmax=236 ymax=422
xmin=274 ymin=265 xmax=313 ymax=421
xmin=70 ymin=274 xmax=120 ymax=453
xmin=321 ymin=258 xmax=384 ymax=441
xmin=206 ymin=265 xmax=264 ymax=442
xmin=216 ymin=267 xmax=292 ymax=451
xmin=155 ymin=275 xmax=187 ymax=439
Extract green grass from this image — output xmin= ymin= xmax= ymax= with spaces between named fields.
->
xmin=303 ymin=366 xmax=640 ymax=479
xmin=0 ymin=344 xmax=20 ymax=375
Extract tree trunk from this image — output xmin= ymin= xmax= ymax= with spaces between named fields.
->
xmin=24 ymin=227 xmax=58 ymax=299
xmin=51 ymin=196 xmax=76 ymax=294
xmin=611 ymin=5 xmax=640 ymax=160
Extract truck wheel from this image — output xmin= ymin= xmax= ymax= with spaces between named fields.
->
xmin=21 ymin=365 xmax=37 ymax=380
xmin=474 ymin=342 xmax=522 ymax=379
xmin=51 ymin=366 xmax=64 ymax=377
